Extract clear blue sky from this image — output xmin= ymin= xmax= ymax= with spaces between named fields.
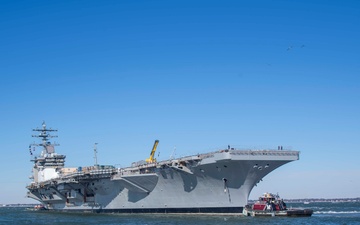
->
xmin=1 ymin=0 xmax=359 ymax=204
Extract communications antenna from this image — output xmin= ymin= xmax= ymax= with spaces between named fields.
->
xmin=31 ymin=121 xmax=59 ymax=155
xmin=170 ymin=146 xmax=176 ymax=160
xmin=94 ymin=143 xmax=98 ymax=167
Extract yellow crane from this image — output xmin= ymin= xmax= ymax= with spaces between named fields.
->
xmin=146 ymin=140 xmax=159 ymax=163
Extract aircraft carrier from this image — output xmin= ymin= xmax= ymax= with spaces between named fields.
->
xmin=26 ymin=122 xmax=299 ymax=213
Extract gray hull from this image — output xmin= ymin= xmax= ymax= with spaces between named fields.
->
xmin=27 ymin=149 xmax=299 ymax=213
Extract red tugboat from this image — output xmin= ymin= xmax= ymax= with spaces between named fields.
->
xmin=243 ymin=193 xmax=313 ymax=217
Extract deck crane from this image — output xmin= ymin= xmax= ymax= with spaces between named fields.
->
xmin=146 ymin=140 xmax=159 ymax=163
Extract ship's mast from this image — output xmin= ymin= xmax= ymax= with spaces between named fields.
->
xmin=31 ymin=121 xmax=59 ymax=155
xmin=30 ymin=121 xmax=65 ymax=168
xmin=94 ymin=143 xmax=98 ymax=167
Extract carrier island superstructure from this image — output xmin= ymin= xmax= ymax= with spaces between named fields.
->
xmin=26 ymin=122 xmax=299 ymax=213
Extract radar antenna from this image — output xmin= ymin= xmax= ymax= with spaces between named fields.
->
xmin=30 ymin=121 xmax=59 ymax=154
xmin=94 ymin=143 xmax=98 ymax=167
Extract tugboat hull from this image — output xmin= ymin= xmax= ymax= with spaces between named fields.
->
xmin=243 ymin=208 xmax=313 ymax=217
xmin=243 ymin=192 xmax=313 ymax=217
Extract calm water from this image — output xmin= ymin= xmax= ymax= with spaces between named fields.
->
xmin=1 ymin=202 xmax=360 ymax=225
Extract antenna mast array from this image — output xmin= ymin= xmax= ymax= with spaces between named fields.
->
xmin=94 ymin=143 xmax=98 ymax=167
xmin=29 ymin=121 xmax=65 ymax=168
xmin=30 ymin=121 xmax=59 ymax=154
